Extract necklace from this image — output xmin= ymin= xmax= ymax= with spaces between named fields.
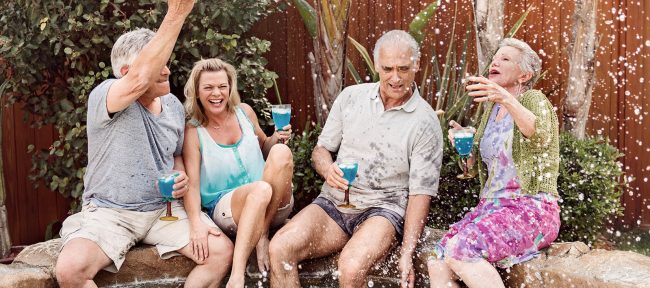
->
xmin=210 ymin=112 xmax=232 ymax=130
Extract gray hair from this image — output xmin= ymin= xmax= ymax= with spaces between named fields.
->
xmin=110 ymin=28 xmax=155 ymax=78
xmin=498 ymin=38 xmax=542 ymax=88
xmin=373 ymin=30 xmax=420 ymax=65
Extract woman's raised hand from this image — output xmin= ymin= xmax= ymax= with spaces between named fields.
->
xmin=466 ymin=76 xmax=515 ymax=104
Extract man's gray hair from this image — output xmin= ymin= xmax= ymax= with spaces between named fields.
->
xmin=111 ymin=28 xmax=155 ymax=78
xmin=499 ymin=38 xmax=541 ymax=87
xmin=373 ymin=30 xmax=420 ymax=65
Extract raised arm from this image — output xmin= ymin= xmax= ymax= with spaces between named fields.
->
xmin=106 ymin=0 xmax=195 ymax=113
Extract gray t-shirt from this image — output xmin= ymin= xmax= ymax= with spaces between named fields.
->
xmin=317 ymin=82 xmax=443 ymax=217
xmin=82 ymin=79 xmax=185 ymax=211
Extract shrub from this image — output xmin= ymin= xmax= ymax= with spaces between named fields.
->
xmin=556 ymin=132 xmax=626 ymax=245
xmin=0 ymin=0 xmax=281 ymax=212
xmin=288 ymin=121 xmax=323 ymax=213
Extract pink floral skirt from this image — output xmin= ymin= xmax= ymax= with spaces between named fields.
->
xmin=432 ymin=196 xmax=560 ymax=268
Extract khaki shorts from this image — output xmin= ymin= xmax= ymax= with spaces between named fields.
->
xmin=59 ymin=201 xmax=218 ymax=272
xmin=211 ymin=191 xmax=294 ymax=237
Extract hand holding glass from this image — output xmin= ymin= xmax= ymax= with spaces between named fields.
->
xmin=271 ymin=104 xmax=291 ymax=144
xmin=337 ymin=159 xmax=358 ymax=209
xmin=452 ymin=128 xmax=475 ymax=179
xmin=158 ymin=171 xmax=180 ymax=221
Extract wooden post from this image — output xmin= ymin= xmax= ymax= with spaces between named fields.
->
xmin=474 ymin=0 xmax=504 ymax=73
xmin=563 ymin=0 xmax=598 ymax=139
xmin=0 ymin=104 xmax=11 ymax=258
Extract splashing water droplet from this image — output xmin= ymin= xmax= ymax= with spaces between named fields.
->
xmin=283 ymin=261 xmax=294 ymax=271
xmin=368 ymin=280 xmax=374 ymax=287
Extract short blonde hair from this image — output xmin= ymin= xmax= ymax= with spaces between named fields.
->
xmin=184 ymin=58 xmax=241 ymax=126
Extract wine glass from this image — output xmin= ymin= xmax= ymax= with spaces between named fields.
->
xmin=452 ymin=128 xmax=475 ymax=179
xmin=336 ymin=158 xmax=358 ymax=209
xmin=158 ymin=171 xmax=180 ymax=221
xmin=271 ymin=104 xmax=291 ymax=144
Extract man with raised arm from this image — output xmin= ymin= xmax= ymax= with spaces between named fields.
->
xmin=269 ymin=30 xmax=443 ymax=288
xmin=55 ymin=1 xmax=233 ymax=287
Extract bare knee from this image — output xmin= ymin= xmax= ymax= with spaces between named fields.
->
xmin=269 ymin=232 xmax=294 ymax=264
xmin=207 ymin=237 xmax=233 ymax=269
xmin=56 ymin=251 xmax=94 ymax=287
xmin=249 ymin=181 xmax=272 ymax=206
xmin=267 ymin=144 xmax=293 ymax=170
xmin=338 ymin=256 xmax=367 ymax=283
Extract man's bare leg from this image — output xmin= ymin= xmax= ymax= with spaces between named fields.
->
xmin=55 ymin=238 xmax=112 ymax=288
xmin=337 ymin=216 xmax=397 ymax=288
xmin=269 ymin=204 xmax=349 ymax=288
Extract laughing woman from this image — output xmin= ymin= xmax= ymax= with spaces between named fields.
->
xmin=182 ymin=58 xmax=294 ymax=288
xmin=427 ymin=38 xmax=561 ymax=288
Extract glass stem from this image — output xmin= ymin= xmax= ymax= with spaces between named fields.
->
xmin=463 ymin=157 xmax=469 ymax=177
xmin=166 ymin=202 xmax=172 ymax=217
xmin=344 ymin=186 xmax=350 ymax=205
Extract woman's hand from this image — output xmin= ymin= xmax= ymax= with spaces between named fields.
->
xmin=447 ymin=120 xmax=476 ymax=148
xmin=189 ymin=220 xmax=222 ymax=264
xmin=274 ymin=124 xmax=292 ymax=144
xmin=325 ymin=162 xmax=348 ymax=191
xmin=172 ymin=171 xmax=190 ymax=198
xmin=466 ymin=76 xmax=516 ymax=104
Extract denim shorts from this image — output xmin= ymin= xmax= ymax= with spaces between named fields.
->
xmin=313 ymin=197 xmax=404 ymax=237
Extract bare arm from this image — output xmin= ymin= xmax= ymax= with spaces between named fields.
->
xmin=398 ymin=194 xmax=431 ymax=287
xmin=467 ymin=76 xmax=536 ymax=138
xmin=182 ymin=126 xmax=203 ymax=223
xmin=312 ymin=145 xmax=347 ymax=191
xmin=400 ymin=195 xmax=431 ymax=258
xmin=106 ymin=0 xmax=194 ymax=113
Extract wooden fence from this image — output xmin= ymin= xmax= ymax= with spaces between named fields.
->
xmin=2 ymin=0 xmax=649 ymax=245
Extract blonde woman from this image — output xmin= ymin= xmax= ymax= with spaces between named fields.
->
xmin=183 ymin=58 xmax=294 ymax=288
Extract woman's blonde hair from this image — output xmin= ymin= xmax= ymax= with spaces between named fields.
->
xmin=184 ymin=58 xmax=240 ymax=126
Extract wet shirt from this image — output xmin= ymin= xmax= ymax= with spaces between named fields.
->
xmin=83 ymin=79 xmax=185 ymax=212
xmin=317 ymin=82 xmax=443 ymax=217
xmin=196 ymin=106 xmax=265 ymax=208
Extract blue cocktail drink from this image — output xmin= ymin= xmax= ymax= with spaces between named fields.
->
xmin=453 ymin=132 xmax=474 ymax=156
xmin=452 ymin=129 xmax=475 ymax=179
xmin=271 ymin=104 xmax=291 ymax=131
xmin=157 ymin=171 xmax=180 ymax=221
xmin=337 ymin=159 xmax=358 ymax=208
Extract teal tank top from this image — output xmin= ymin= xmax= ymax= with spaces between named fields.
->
xmin=197 ymin=106 xmax=265 ymax=208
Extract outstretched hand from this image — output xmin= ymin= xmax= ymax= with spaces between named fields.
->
xmin=466 ymin=76 xmax=515 ymax=104
xmin=399 ymin=254 xmax=415 ymax=288
xmin=167 ymin=0 xmax=195 ymax=18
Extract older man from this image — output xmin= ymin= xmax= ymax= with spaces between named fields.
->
xmin=54 ymin=1 xmax=232 ymax=287
xmin=269 ymin=30 xmax=443 ymax=288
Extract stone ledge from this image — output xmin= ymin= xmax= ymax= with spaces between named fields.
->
xmin=1 ymin=228 xmax=650 ymax=287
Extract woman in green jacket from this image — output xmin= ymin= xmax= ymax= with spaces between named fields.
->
xmin=427 ymin=38 xmax=560 ymax=288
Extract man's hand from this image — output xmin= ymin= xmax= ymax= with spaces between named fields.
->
xmin=399 ymin=253 xmax=415 ymax=288
xmin=325 ymin=162 xmax=348 ymax=191
xmin=172 ymin=170 xmax=190 ymax=198
xmin=167 ymin=0 xmax=195 ymax=18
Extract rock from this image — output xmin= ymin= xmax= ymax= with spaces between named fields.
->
xmin=0 ymin=262 xmax=55 ymax=288
xmin=505 ymin=243 xmax=650 ymax=288
xmin=2 ymin=228 xmax=650 ymax=287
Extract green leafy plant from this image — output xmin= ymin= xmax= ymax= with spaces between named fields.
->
xmin=287 ymin=121 xmax=323 ymax=212
xmin=556 ymin=132 xmax=626 ymax=245
xmin=0 ymin=0 xmax=281 ymax=212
